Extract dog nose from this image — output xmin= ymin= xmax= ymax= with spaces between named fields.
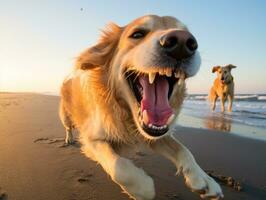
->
xmin=159 ymin=30 xmax=198 ymax=60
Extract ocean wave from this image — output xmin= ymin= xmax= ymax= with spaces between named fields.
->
xmin=187 ymin=95 xmax=208 ymax=101
xmin=187 ymin=94 xmax=266 ymax=102
xmin=234 ymin=95 xmax=258 ymax=101
xmin=258 ymin=96 xmax=266 ymax=100
xmin=194 ymin=95 xmax=208 ymax=100
xmin=234 ymin=109 xmax=266 ymax=117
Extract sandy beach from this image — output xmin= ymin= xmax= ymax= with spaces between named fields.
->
xmin=0 ymin=93 xmax=266 ymax=200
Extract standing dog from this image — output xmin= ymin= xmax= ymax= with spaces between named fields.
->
xmin=209 ymin=64 xmax=237 ymax=112
xmin=59 ymin=15 xmax=223 ymax=200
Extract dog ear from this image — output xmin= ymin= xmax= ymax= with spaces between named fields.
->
xmin=227 ymin=64 xmax=237 ymax=70
xmin=75 ymin=23 xmax=123 ymax=70
xmin=212 ymin=66 xmax=221 ymax=73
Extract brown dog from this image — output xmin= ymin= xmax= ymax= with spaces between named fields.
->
xmin=59 ymin=15 xmax=223 ymax=200
xmin=209 ymin=64 xmax=237 ymax=112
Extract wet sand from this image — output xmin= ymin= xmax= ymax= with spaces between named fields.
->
xmin=0 ymin=93 xmax=265 ymax=200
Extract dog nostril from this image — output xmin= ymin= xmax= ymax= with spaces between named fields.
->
xmin=165 ymin=36 xmax=178 ymax=49
xmin=160 ymin=36 xmax=178 ymax=50
xmin=186 ymin=38 xmax=198 ymax=51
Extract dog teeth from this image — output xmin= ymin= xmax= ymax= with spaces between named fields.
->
xmin=147 ymin=124 xmax=168 ymax=130
xmin=142 ymin=110 xmax=149 ymax=125
xmin=177 ymin=71 xmax=186 ymax=85
xmin=166 ymin=68 xmax=172 ymax=77
xmin=159 ymin=69 xmax=165 ymax=75
xmin=148 ymin=72 xmax=156 ymax=84
xmin=147 ymin=68 xmax=182 ymax=84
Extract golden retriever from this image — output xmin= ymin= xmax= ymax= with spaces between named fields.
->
xmin=209 ymin=64 xmax=236 ymax=112
xmin=59 ymin=15 xmax=223 ymax=200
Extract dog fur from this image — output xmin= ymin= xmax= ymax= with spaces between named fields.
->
xmin=59 ymin=15 xmax=223 ymax=200
xmin=209 ymin=64 xmax=237 ymax=112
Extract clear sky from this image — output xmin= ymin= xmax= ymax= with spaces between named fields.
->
xmin=1 ymin=0 xmax=265 ymax=94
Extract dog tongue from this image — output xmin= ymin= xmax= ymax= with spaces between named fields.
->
xmin=139 ymin=75 xmax=173 ymax=126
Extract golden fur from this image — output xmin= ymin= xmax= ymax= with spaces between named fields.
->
xmin=209 ymin=64 xmax=237 ymax=112
xmin=59 ymin=15 xmax=223 ymax=200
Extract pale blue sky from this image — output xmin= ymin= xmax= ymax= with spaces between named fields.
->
xmin=0 ymin=0 xmax=265 ymax=94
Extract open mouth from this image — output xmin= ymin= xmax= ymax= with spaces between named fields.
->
xmin=126 ymin=68 xmax=185 ymax=137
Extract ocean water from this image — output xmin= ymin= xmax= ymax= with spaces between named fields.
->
xmin=178 ymin=94 xmax=266 ymax=140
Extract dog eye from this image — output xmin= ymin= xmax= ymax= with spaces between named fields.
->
xmin=129 ymin=30 xmax=146 ymax=39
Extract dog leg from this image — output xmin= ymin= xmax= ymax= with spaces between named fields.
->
xmin=150 ymin=135 xmax=223 ymax=199
xmin=59 ymin=102 xmax=75 ymax=144
xmin=82 ymin=140 xmax=155 ymax=200
xmin=65 ymin=127 xmax=74 ymax=144
xmin=209 ymin=91 xmax=217 ymax=111
xmin=211 ymin=96 xmax=218 ymax=111
xmin=227 ymin=95 xmax=233 ymax=112
xmin=220 ymin=98 xmax=225 ymax=113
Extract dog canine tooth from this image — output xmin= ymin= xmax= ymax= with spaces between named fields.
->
xmin=142 ymin=110 xmax=149 ymax=124
xmin=149 ymin=72 xmax=156 ymax=84
xmin=166 ymin=68 xmax=172 ymax=77
xmin=177 ymin=71 xmax=186 ymax=85
xmin=167 ymin=114 xmax=175 ymax=125
xmin=148 ymin=123 xmax=152 ymax=128
xmin=178 ymin=71 xmax=185 ymax=85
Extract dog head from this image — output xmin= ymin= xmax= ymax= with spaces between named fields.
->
xmin=76 ymin=15 xmax=201 ymax=140
xmin=212 ymin=64 xmax=236 ymax=85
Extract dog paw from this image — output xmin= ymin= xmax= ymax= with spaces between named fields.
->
xmin=65 ymin=137 xmax=75 ymax=145
xmin=128 ymin=175 xmax=155 ymax=200
xmin=113 ymin=158 xmax=155 ymax=200
xmin=184 ymin=165 xmax=223 ymax=199
xmin=120 ymin=169 xmax=155 ymax=200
